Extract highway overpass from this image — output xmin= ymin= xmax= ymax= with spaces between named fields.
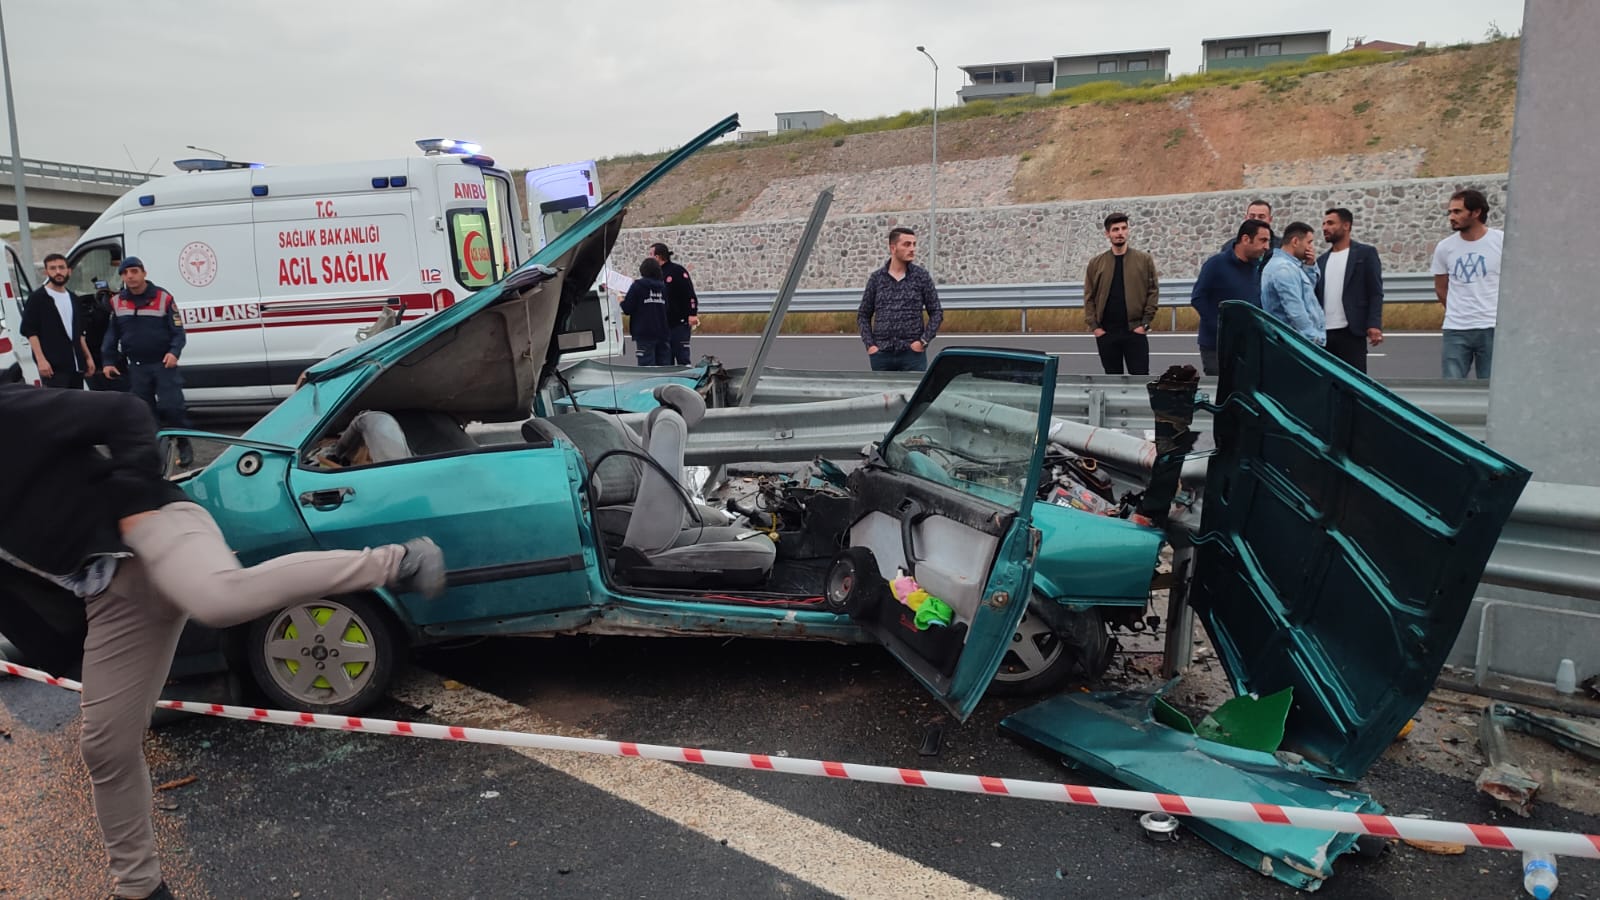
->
xmin=0 ymin=156 xmax=147 ymax=227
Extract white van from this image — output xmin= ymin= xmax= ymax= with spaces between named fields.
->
xmin=0 ymin=240 xmax=40 ymax=385
xmin=525 ymin=159 xmax=622 ymax=354
xmin=67 ymin=142 xmax=619 ymax=406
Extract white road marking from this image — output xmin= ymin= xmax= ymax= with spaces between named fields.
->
xmin=392 ymin=671 xmax=1002 ymax=899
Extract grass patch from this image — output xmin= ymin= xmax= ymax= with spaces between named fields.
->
xmin=1366 ymin=135 xmax=1383 ymax=146
xmin=0 ymin=223 xmax=81 ymax=241
xmin=1163 ymin=128 xmax=1186 ymax=149
xmin=1352 ymin=99 xmax=1372 ymax=115
xmin=597 ymin=43 xmax=1480 ymax=167
xmin=660 ymin=203 xmax=705 ymax=227
xmin=1441 ymin=107 xmax=1461 ymax=121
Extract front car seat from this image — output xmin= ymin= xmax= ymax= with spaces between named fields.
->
xmin=615 ymin=384 xmax=775 ymax=587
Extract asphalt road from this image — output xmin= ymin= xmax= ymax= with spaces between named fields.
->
xmin=4 ymin=636 xmax=1598 ymax=898
xmin=689 ymin=332 xmax=1448 ymax=381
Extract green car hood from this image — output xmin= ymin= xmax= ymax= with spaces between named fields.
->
xmin=1193 ymin=301 xmax=1530 ymax=780
xmin=304 ymin=114 xmax=740 ymax=421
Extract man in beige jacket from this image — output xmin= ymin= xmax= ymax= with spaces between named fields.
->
xmin=1084 ymin=213 xmax=1161 ymax=375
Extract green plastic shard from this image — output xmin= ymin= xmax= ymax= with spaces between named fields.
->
xmin=1150 ymin=688 xmax=1293 ymax=753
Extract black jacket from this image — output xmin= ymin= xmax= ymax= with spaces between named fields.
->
xmin=19 ymin=285 xmax=88 ymax=375
xmin=620 ymin=277 xmax=670 ymax=343
xmin=0 ymin=385 xmax=185 ymax=579
xmin=1316 ymin=240 xmax=1384 ymax=335
xmin=659 ymin=261 xmax=698 ymax=326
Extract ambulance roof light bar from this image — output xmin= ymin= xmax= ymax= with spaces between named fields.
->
xmin=173 ymin=158 xmax=263 ymax=173
xmin=415 ymin=138 xmax=483 ymax=156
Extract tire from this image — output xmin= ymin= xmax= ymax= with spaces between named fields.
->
xmin=824 ymin=547 xmax=882 ymax=617
xmin=988 ymin=598 xmax=1111 ymax=696
xmin=3 ymin=363 xmax=21 ymax=384
xmin=247 ymin=593 xmax=401 ymax=715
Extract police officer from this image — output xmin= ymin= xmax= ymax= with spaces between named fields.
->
xmin=101 ymin=258 xmax=193 ymax=466
xmin=650 ymin=242 xmax=699 ymax=365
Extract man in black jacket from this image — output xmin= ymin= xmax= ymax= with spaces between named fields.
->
xmin=0 ymin=384 xmax=445 ymax=900
xmin=1317 ymin=208 xmax=1385 ymax=373
xmin=650 ymin=243 xmax=699 ymax=365
xmin=19 ymin=253 xmax=96 ymax=388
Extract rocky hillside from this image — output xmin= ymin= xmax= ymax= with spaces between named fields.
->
xmin=589 ymin=39 xmax=1519 ymax=227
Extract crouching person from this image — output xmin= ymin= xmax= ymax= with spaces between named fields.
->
xmin=0 ymin=384 xmax=446 ymax=899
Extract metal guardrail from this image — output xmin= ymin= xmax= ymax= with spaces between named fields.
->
xmin=699 ymin=273 xmax=1438 ymax=322
xmin=0 ymin=155 xmax=149 ymax=188
xmin=669 ymin=392 xmax=1599 ymax=605
xmin=739 ymin=371 xmax=1489 ymax=438
xmin=1482 ymin=481 xmax=1600 ymax=603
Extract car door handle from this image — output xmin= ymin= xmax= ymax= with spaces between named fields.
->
xmin=299 ymin=486 xmax=355 ymax=510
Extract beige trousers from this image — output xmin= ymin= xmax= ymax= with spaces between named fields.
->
xmin=81 ymin=502 xmax=403 ymax=897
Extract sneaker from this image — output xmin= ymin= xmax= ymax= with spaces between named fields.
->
xmin=389 ymin=537 xmax=446 ymax=599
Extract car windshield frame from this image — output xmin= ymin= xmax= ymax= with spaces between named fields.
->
xmin=878 ymin=349 xmax=1055 ymax=515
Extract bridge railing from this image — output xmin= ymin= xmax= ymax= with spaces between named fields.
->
xmin=0 ymin=155 xmax=149 ymax=188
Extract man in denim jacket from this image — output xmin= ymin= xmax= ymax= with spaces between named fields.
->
xmin=1260 ymin=222 xmax=1325 ymax=346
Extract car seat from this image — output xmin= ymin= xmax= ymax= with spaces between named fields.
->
xmin=612 ymin=385 xmax=775 ymax=587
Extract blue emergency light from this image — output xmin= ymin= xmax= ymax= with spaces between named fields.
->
xmin=415 ymin=138 xmax=483 ymax=156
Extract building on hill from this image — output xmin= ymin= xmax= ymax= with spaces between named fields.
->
xmin=956 ymin=59 xmax=1056 ymax=104
xmin=1348 ymin=38 xmax=1424 ymax=53
xmin=1200 ymin=29 xmax=1331 ymax=71
xmin=958 ymin=50 xmax=1169 ymax=104
xmin=1053 ymin=48 xmax=1171 ymax=88
xmin=775 ymin=110 xmax=842 ymax=133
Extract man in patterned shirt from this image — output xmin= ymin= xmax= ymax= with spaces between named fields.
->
xmin=857 ymin=227 xmax=943 ymax=372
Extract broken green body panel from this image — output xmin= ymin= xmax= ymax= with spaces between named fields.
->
xmin=1001 ymin=691 xmax=1381 ymax=892
xmin=1195 ymin=302 xmax=1530 ymax=781
xmin=1003 ymin=303 xmax=1530 ymax=891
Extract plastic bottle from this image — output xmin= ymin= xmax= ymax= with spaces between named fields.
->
xmin=1522 ymin=851 xmax=1558 ymax=899
xmin=1555 ymin=659 xmax=1577 ymax=695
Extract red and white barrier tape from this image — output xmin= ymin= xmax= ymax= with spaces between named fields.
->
xmin=6 ymin=659 xmax=1598 ymax=859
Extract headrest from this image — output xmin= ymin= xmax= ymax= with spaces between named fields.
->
xmin=653 ymin=384 xmax=706 ymax=427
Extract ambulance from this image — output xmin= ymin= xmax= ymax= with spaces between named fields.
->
xmin=64 ymin=141 xmax=620 ymax=406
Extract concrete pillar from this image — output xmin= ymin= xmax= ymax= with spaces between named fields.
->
xmin=1485 ymin=0 xmax=1600 ymax=485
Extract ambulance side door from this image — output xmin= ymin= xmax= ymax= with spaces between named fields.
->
xmin=252 ymin=166 xmax=425 ymax=397
xmin=123 ymin=202 xmax=269 ymax=403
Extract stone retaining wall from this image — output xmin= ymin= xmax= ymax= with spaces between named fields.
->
xmin=610 ymin=174 xmax=1508 ymax=292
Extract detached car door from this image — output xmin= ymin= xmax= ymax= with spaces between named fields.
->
xmin=842 ymin=349 xmax=1057 ymax=721
xmin=286 ymin=434 xmax=595 ymax=633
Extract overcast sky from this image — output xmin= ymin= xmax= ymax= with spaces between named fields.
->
xmin=2 ymin=0 xmax=1525 ymax=175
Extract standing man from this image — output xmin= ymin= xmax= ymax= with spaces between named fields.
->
xmin=650 ymin=242 xmax=699 ymax=366
xmin=1190 ymin=220 xmax=1272 ymax=375
xmin=621 ymin=258 xmax=672 ymax=366
xmin=857 ymin=226 xmax=942 ymax=372
xmin=0 ymin=383 xmax=444 ymax=900
xmin=20 ymin=253 xmax=96 ymax=389
xmin=1431 ymin=189 xmax=1502 ymax=379
xmin=1220 ymin=199 xmax=1278 ymax=257
xmin=1260 ymin=222 xmax=1325 ymax=345
xmin=100 ymin=258 xmax=192 ymax=465
xmin=1083 ymin=213 xmax=1159 ymax=376
xmin=1317 ymin=208 xmax=1385 ymax=373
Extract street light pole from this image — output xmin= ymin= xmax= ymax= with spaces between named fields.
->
xmin=0 ymin=3 xmax=35 ymax=283
xmin=916 ymin=45 xmax=938 ymax=278
xmin=185 ymin=144 xmax=226 ymax=160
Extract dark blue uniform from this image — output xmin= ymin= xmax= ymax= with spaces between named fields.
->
xmin=103 ymin=283 xmax=191 ymax=431
xmin=621 ymin=277 xmax=671 ymax=366
xmin=659 ymin=260 xmax=698 ymax=365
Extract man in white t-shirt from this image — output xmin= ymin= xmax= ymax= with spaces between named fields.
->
xmin=1431 ymin=189 xmax=1503 ymax=379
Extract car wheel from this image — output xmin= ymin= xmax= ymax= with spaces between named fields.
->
xmin=3 ymin=363 xmax=20 ymax=384
xmin=824 ymin=547 xmax=882 ymax=617
xmin=988 ymin=599 xmax=1110 ymax=696
xmin=247 ymin=593 xmax=400 ymax=715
